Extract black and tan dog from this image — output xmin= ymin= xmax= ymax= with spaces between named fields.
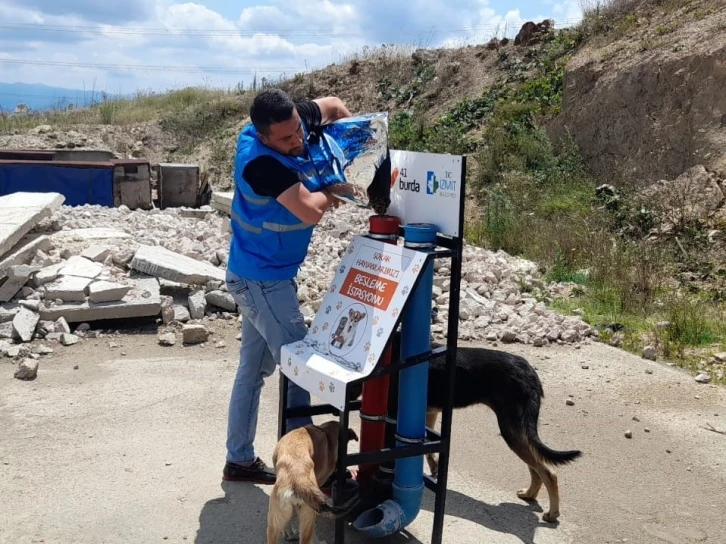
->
xmin=354 ymin=332 xmax=582 ymax=522
xmin=266 ymin=421 xmax=359 ymax=544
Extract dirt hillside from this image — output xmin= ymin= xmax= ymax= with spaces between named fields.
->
xmin=549 ymin=0 xmax=726 ymax=187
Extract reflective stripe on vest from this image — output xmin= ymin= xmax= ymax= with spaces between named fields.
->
xmin=241 ymin=193 xmax=271 ymax=205
xmin=232 ymin=210 xmax=311 ymax=234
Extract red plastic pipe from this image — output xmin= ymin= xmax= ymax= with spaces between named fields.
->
xmin=358 ymin=215 xmax=400 ymax=490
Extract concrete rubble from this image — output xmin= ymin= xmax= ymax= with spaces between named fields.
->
xmin=1 ymin=189 xmax=598 ymax=376
xmin=0 ymin=191 xmax=65 ymax=258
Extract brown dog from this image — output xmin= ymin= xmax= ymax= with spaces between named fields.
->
xmin=266 ymin=421 xmax=359 ymax=544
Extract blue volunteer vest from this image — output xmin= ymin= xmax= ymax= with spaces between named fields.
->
xmin=227 ymin=121 xmax=348 ymax=281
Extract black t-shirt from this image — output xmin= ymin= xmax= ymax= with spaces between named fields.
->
xmin=242 ymin=100 xmax=323 ymax=199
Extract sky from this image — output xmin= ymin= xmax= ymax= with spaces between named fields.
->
xmin=0 ymin=0 xmax=584 ymax=98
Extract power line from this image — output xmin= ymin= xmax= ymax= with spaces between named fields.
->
xmin=0 ymin=58 xmax=305 ymax=74
xmin=0 ymin=18 xmax=583 ymax=39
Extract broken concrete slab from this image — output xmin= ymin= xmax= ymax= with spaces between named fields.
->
xmin=30 ymin=262 xmax=67 ymax=287
xmin=0 ymin=321 xmax=16 ymax=339
xmin=173 ymin=305 xmax=191 ymax=323
xmin=59 ymin=256 xmax=104 ymax=279
xmin=12 ymin=307 xmax=39 ymax=342
xmin=130 ymin=244 xmax=225 ymax=285
xmin=7 ymin=265 xmax=40 ymax=280
xmin=50 ymin=228 xmax=132 ymax=242
xmin=0 ymin=235 xmax=52 ymax=281
xmin=160 ymin=296 xmax=174 ymax=324
xmin=54 ymin=317 xmax=71 ymax=334
xmin=19 ymin=299 xmax=41 ymax=312
xmin=14 ymin=358 xmax=39 ymax=380
xmin=188 ymin=290 xmax=206 ymax=320
xmin=210 ymin=192 xmax=233 ymax=215
xmin=0 ymin=277 xmax=27 ymax=303
xmin=0 ymin=304 xmax=19 ymax=324
xmin=38 ymin=276 xmax=161 ymax=323
xmin=81 ymin=245 xmax=112 ymax=262
xmin=183 ymin=324 xmax=210 ymax=344
xmin=179 ymin=206 xmax=214 ymax=219
xmin=7 ymin=344 xmax=30 ymax=358
xmin=87 ymin=281 xmax=131 ymax=303
xmin=60 ymin=333 xmax=79 ymax=346
xmin=158 ymin=332 xmax=176 ymax=346
xmin=0 ymin=192 xmax=65 ymax=259
xmin=44 ymin=276 xmax=93 ymax=302
xmin=205 ymin=290 xmax=236 ymax=312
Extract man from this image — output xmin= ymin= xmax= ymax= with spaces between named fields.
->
xmin=223 ymin=88 xmax=353 ymax=484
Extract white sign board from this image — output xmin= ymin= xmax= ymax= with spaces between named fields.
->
xmin=387 ymin=150 xmax=464 ymax=238
xmin=280 ymin=235 xmax=428 ymax=410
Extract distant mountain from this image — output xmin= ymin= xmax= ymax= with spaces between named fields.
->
xmin=0 ymin=82 xmax=123 ymax=112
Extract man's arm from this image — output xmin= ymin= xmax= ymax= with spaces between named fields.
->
xmin=313 ymin=96 xmax=352 ymax=124
xmin=243 ymin=156 xmax=338 ymax=225
xmin=277 ymin=183 xmax=337 ymax=225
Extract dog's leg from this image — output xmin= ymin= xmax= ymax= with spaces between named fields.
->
xmin=296 ymin=504 xmax=321 ymax=544
xmin=267 ymin=492 xmax=294 ymax=544
xmin=282 ymin=509 xmax=300 ymax=542
xmin=533 ymin=465 xmax=560 ymax=523
xmin=516 ymin=466 xmax=543 ymax=502
xmin=425 ymin=408 xmax=441 ymax=478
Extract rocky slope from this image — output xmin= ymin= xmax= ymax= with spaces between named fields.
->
xmin=548 ymin=0 xmax=726 ymax=187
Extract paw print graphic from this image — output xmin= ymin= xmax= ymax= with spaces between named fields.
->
xmin=392 ymin=308 xmax=400 ymax=318
xmin=338 ymin=265 xmax=346 ymax=274
xmin=295 ymin=350 xmax=304 ymax=356
xmin=322 ymin=323 xmax=329 ymax=331
xmin=368 ymin=353 xmax=376 ymax=364
xmin=319 ymin=381 xmax=325 ymax=392
xmin=364 ymin=342 xmax=371 ymax=352
xmin=376 ymin=327 xmax=384 ymax=337
xmin=402 ymin=286 xmax=410 ymax=297
xmin=329 ymin=284 xmax=337 ymax=293
xmin=347 ymin=245 xmax=355 ymax=254
xmin=325 ymin=305 xmax=332 ymax=315
xmin=294 ymin=366 xmax=299 ymax=376
xmin=413 ymin=264 xmax=421 ymax=274
xmin=312 ymin=326 xmax=319 ymax=334
xmin=329 ymin=382 xmax=335 ymax=393
xmin=373 ymin=315 xmax=380 ymax=325
xmin=336 ymin=301 xmax=343 ymax=310
xmin=287 ymin=357 xmax=292 ymax=367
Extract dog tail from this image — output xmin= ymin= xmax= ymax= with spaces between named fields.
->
xmin=293 ymin=481 xmax=360 ymax=519
xmin=523 ymin=401 xmax=583 ymax=466
xmin=531 ymin=438 xmax=583 ymax=466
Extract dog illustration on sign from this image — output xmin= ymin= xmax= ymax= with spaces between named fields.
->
xmin=329 ymin=303 xmax=368 ymax=360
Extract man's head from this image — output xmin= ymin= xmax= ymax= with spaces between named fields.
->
xmin=250 ymin=88 xmax=305 ymax=156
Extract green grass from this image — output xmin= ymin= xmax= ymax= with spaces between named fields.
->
xmin=386 ymin=26 xmax=726 ymax=380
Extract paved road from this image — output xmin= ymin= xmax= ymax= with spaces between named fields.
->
xmin=1 ymin=330 xmax=725 ymax=544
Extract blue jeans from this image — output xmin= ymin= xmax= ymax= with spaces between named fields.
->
xmin=225 ymin=270 xmax=313 ymax=464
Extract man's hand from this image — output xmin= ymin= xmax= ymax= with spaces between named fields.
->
xmin=314 ymin=97 xmax=352 ymax=124
xmin=325 ymin=183 xmax=356 ymax=196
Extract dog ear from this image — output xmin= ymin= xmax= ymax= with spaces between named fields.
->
xmin=347 ymin=428 xmax=359 ymax=442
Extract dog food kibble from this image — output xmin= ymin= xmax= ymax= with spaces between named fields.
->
xmin=625 ymin=430 xmax=633 ymax=439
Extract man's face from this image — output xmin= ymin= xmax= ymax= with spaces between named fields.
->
xmin=259 ymin=108 xmax=305 ymax=156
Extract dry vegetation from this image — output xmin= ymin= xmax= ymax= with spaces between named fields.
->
xmin=1 ymin=0 xmax=725 ymax=382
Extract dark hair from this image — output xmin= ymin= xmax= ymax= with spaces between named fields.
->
xmin=250 ymin=88 xmax=295 ymax=136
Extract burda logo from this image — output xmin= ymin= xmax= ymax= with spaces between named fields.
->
xmin=396 ymin=168 xmax=421 ymax=192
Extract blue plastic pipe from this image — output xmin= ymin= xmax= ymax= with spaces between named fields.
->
xmin=353 ymin=223 xmax=438 ymax=538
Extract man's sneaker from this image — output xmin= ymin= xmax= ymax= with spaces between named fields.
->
xmin=223 ymin=457 xmax=276 ymax=485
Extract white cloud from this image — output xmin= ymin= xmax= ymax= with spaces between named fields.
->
xmin=0 ymin=0 xmax=582 ymax=96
